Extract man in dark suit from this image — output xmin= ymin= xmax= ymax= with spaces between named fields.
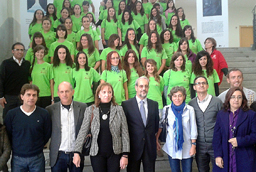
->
xmin=46 ymin=82 xmax=87 ymax=172
xmin=122 ymin=76 xmax=159 ymax=172
xmin=0 ymin=42 xmax=30 ymax=120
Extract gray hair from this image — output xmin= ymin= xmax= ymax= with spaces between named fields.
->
xmin=135 ymin=76 xmax=149 ymax=86
xmin=168 ymin=86 xmax=187 ymax=101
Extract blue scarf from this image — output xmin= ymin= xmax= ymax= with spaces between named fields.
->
xmin=171 ymin=101 xmax=185 ymax=151
xmin=111 ymin=65 xmax=120 ymax=73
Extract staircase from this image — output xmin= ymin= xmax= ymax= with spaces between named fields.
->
xmin=218 ymin=47 xmax=256 ymax=93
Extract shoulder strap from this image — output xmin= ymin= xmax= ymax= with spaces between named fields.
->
xmin=165 ymin=107 xmax=169 ymax=121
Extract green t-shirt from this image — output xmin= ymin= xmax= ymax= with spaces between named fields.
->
xmin=170 ymin=29 xmax=181 ymax=43
xmin=49 ymin=16 xmax=56 ymax=31
xmin=113 ymin=0 xmax=126 ymax=11
xmin=180 ymin=19 xmax=190 ymax=29
xmin=116 ymin=12 xmax=123 ymax=22
xmin=101 ymin=70 xmax=128 ymax=105
xmin=53 ymin=0 xmax=65 ymax=19
xmin=71 ymin=0 xmax=92 ymax=8
xmin=141 ymin=47 xmax=167 ymax=70
xmin=40 ymin=31 xmax=56 ymax=49
xmin=49 ymin=39 xmax=75 ymax=57
xmin=25 ymin=48 xmax=49 ymax=64
xmin=31 ymin=62 xmax=53 ymax=97
xmin=131 ymin=12 xmax=148 ymax=33
xmin=75 ymin=48 xmax=100 ymax=68
xmin=162 ymin=42 xmax=176 ymax=67
xmin=188 ymin=39 xmax=203 ymax=54
xmin=163 ymin=69 xmax=191 ymax=105
xmin=127 ymin=68 xmax=140 ymax=99
xmin=156 ymin=24 xmax=163 ymax=35
xmin=184 ymin=54 xmax=193 ymax=73
xmin=120 ymin=44 xmax=139 ymax=58
xmin=100 ymin=47 xmax=121 ymax=61
xmin=53 ymin=63 xmax=73 ymax=97
xmin=101 ymin=19 xmax=119 ymax=40
xmin=72 ymin=68 xmax=100 ymax=103
xmin=75 ymin=29 xmax=100 ymax=43
xmin=190 ymin=69 xmax=220 ymax=96
xmin=71 ymin=15 xmax=83 ymax=32
xmin=118 ymin=20 xmax=140 ymax=41
xmin=53 ymin=20 xmax=77 ymax=32
xmin=139 ymin=33 xmax=149 ymax=47
xmin=67 ymin=32 xmax=77 ymax=49
xmin=159 ymin=2 xmax=167 ymax=11
xmin=28 ymin=23 xmax=42 ymax=37
xmin=143 ymin=2 xmax=152 ymax=15
xmin=166 ymin=12 xmax=175 ymax=26
xmin=147 ymin=76 xmax=164 ymax=109
xmin=99 ymin=9 xmax=108 ymax=20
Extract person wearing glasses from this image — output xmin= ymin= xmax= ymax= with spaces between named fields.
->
xmin=0 ymin=42 xmax=30 ymax=120
xmin=188 ymin=76 xmax=223 ymax=172
xmin=213 ymin=87 xmax=256 ymax=172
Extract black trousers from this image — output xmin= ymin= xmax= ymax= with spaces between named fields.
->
xmin=127 ymin=147 xmax=155 ymax=172
xmin=3 ymin=95 xmax=20 ymax=120
xmin=90 ymin=153 xmax=121 ymax=172
xmin=36 ymin=96 xmax=51 ymax=109
xmin=195 ymin=142 xmax=215 ymax=172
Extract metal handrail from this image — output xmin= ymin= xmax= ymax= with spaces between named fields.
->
xmin=252 ymin=5 xmax=256 ymax=50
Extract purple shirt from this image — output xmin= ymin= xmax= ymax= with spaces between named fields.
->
xmin=228 ymin=108 xmax=239 ymax=172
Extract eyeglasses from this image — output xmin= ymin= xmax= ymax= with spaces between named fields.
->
xmin=138 ymin=85 xmax=149 ymax=89
xmin=111 ymin=57 xmax=120 ymax=60
xmin=230 ymin=96 xmax=242 ymax=100
xmin=172 ymin=94 xmax=184 ymax=98
xmin=13 ymin=49 xmax=24 ymax=52
xmin=194 ymin=82 xmax=207 ymax=85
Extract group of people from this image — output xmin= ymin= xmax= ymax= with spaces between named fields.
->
xmin=0 ymin=0 xmax=256 ymax=172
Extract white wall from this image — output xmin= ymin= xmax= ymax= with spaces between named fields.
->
xmin=228 ymin=6 xmax=253 ymax=47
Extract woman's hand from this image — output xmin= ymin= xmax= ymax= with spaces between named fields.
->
xmin=189 ymin=145 xmax=196 ymax=156
xmin=156 ymin=139 xmax=161 ymax=151
xmin=215 ymin=157 xmax=224 ymax=168
xmin=102 ymin=40 xmax=106 ymax=45
xmin=228 ymin=138 xmax=238 ymax=147
xmin=73 ymin=153 xmax=81 ymax=168
xmin=119 ymin=41 xmax=122 ymax=47
xmin=120 ymin=156 xmax=128 ymax=169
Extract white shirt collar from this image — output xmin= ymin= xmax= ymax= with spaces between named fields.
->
xmin=20 ymin=105 xmax=36 ymax=116
xmin=61 ymin=101 xmax=74 ymax=111
xmin=197 ymin=94 xmax=210 ymax=103
xmin=136 ymin=95 xmax=147 ymax=104
xmin=13 ymin=56 xmax=23 ymax=66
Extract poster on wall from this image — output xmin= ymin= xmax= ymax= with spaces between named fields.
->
xmin=197 ymin=0 xmax=228 ymax=47
xmin=20 ymin=0 xmax=53 ymax=48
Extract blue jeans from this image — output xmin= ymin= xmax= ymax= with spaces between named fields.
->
xmin=11 ymin=152 xmax=45 ymax=172
xmin=51 ymin=151 xmax=84 ymax=172
xmin=168 ymin=156 xmax=193 ymax=172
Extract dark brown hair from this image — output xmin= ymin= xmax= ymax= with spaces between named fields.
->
xmin=160 ymin=29 xmax=173 ymax=44
xmin=107 ymin=7 xmax=117 ymax=22
xmin=75 ymin=51 xmax=90 ymax=71
xmin=170 ymin=52 xmax=186 ymax=71
xmin=108 ymin=34 xmax=120 ymax=48
xmin=31 ymin=45 xmax=45 ymax=73
xmin=177 ymin=37 xmax=192 ymax=57
xmin=149 ymin=7 xmax=162 ymax=27
xmin=133 ymin=1 xmax=145 ymax=16
xmin=183 ymin=25 xmax=196 ymax=43
xmin=77 ymin=34 xmax=95 ymax=56
xmin=123 ymin=28 xmax=139 ymax=52
xmin=176 ymin=7 xmax=185 ymax=21
xmin=223 ymin=87 xmax=249 ymax=111
xmin=53 ymin=45 xmax=73 ymax=67
xmin=123 ymin=49 xmax=143 ymax=83
xmin=168 ymin=15 xmax=183 ymax=37
xmin=192 ymin=50 xmax=213 ymax=77
xmin=146 ymin=19 xmax=157 ymax=36
xmin=147 ymin=31 xmax=163 ymax=53
xmin=20 ymin=84 xmax=40 ymax=102
xmin=56 ymin=24 xmax=67 ymax=39
xmin=204 ymin=37 xmax=217 ymax=51
xmin=94 ymin=83 xmax=118 ymax=107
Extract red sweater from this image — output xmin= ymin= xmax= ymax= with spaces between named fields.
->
xmin=210 ymin=49 xmax=228 ymax=85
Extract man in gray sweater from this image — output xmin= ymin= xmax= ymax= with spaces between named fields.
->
xmin=188 ymin=76 xmax=223 ymax=172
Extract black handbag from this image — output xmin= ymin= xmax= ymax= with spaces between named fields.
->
xmin=159 ymin=107 xmax=169 ymax=142
xmin=81 ymin=107 xmax=94 ymax=156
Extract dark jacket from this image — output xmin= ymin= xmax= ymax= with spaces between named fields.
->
xmin=0 ymin=125 xmax=11 ymax=172
xmin=213 ymin=109 xmax=256 ymax=172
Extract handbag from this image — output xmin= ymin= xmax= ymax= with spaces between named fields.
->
xmin=164 ymin=70 xmax=171 ymax=100
xmin=81 ymin=106 xmax=94 ymax=156
xmin=159 ymin=107 xmax=169 ymax=142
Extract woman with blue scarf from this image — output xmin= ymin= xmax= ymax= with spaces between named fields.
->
xmin=157 ymin=86 xmax=197 ymax=172
xmin=101 ymin=51 xmax=128 ymax=105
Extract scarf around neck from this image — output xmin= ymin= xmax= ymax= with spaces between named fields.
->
xmin=111 ymin=65 xmax=120 ymax=73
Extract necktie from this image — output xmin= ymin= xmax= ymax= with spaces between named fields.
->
xmin=140 ymin=100 xmax=147 ymax=126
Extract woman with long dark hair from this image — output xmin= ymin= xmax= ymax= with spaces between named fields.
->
xmin=123 ymin=49 xmax=143 ymax=98
xmin=73 ymin=52 xmax=100 ymax=106
xmin=28 ymin=9 xmax=44 ymax=39
xmin=53 ymin=8 xmax=76 ymax=31
xmin=76 ymin=34 xmax=101 ymax=69
xmin=176 ymin=7 xmax=190 ymax=29
xmin=149 ymin=7 xmax=166 ymax=35
xmin=117 ymin=0 xmax=126 ymax=21
xmin=131 ymin=1 xmax=148 ymax=34
xmin=190 ymin=50 xmax=220 ymax=97
xmin=141 ymin=31 xmax=167 ymax=75
xmin=119 ymin=10 xmax=141 ymax=42
xmin=71 ymin=4 xmax=83 ymax=31
xmin=168 ymin=14 xmax=182 ymax=43
xmin=97 ymin=0 xmax=114 ymax=26
xmin=183 ymin=25 xmax=203 ymax=54
xmin=52 ymin=45 xmax=74 ymax=102
xmin=101 ymin=51 xmax=129 ymax=105
xmin=46 ymin=3 xmax=57 ymax=31
xmin=120 ymin=28 xmax=140 ymax=58
xmin=40 ymin=17 xmax=56 ymax=50
xmin=165 ymin=0 xmax=176 ymax=25
xmin=64 ymin=18 xmax=77 ymax=49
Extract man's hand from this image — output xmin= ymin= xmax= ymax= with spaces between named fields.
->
xmin=0 ymin=98 xmax=7 ymax=108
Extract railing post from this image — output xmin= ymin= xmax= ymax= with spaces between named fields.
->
xmin=252 ymin=5 xmax=256 ymax=50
